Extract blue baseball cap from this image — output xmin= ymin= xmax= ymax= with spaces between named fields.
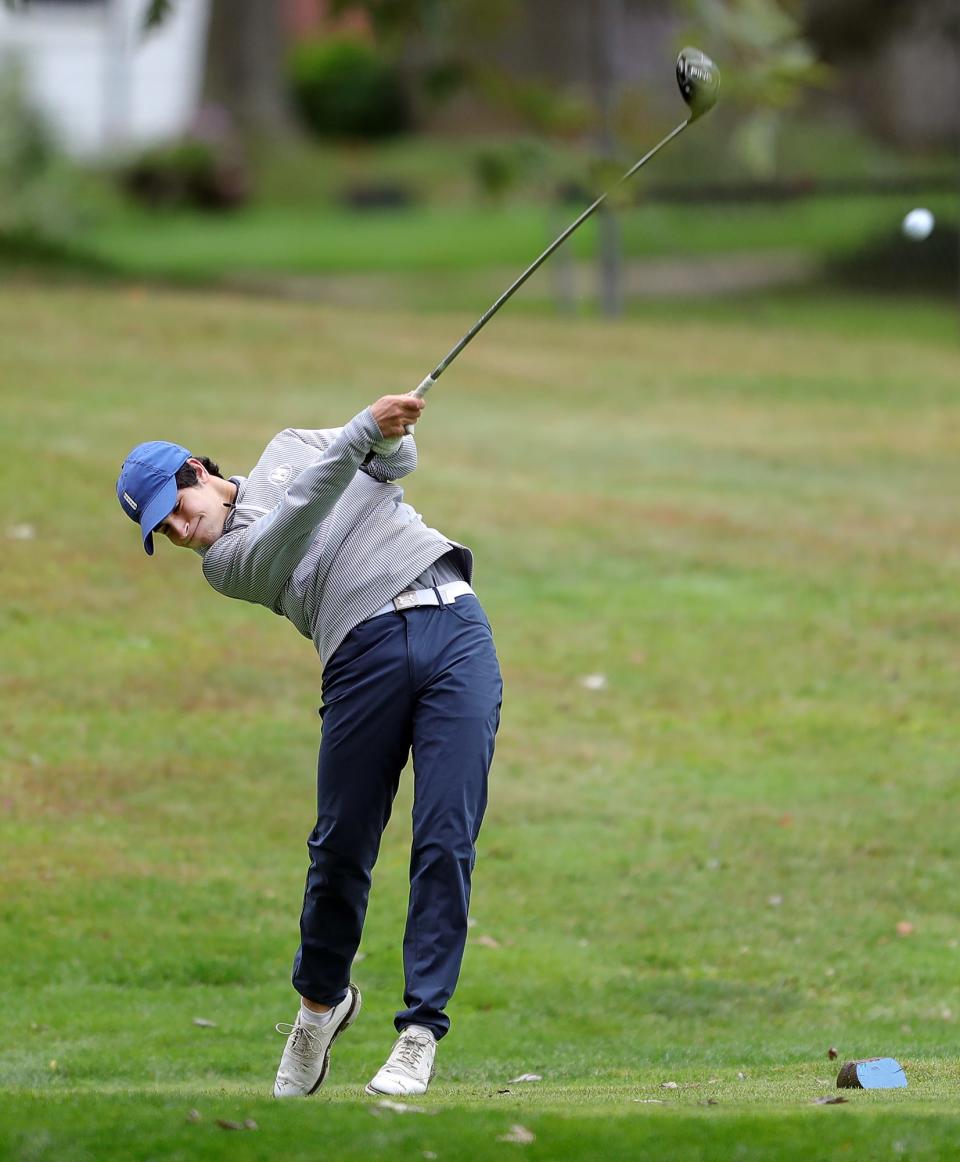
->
xmin=117 ymin=440 xmax=192 ymax=555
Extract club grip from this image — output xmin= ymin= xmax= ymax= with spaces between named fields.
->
xmin=403 ymin=374 xmax=436 ymax=435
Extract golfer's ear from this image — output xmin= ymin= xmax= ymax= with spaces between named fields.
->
xmin=187 ymin=457 xmax=208 ymax=481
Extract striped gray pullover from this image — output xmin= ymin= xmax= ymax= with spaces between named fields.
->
xmin=198 ymin=408 xmax=471 ymax=664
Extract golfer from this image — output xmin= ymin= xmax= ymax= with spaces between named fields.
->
xmin=116 ymin=394 xmax=502 ymax=1098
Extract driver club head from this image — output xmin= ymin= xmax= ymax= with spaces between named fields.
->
xmin=676 ymin=47 xmax=720 ymax=121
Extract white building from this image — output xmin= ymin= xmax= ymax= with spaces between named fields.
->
xmin=0 ymin=0 xmax=209 ymax=157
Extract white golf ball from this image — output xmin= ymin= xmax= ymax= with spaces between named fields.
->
xmin=902 ymin=208 xmax=934 ymax=241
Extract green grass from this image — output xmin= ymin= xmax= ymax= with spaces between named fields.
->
xmin=76 ymin=192 xmax=957 ymax=283
xmin=2 ymin=284 xmax=960 ymax=1158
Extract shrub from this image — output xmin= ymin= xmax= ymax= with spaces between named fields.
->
xmin=827 ymin=220 xmax=959 ymax=297
xmin=0 ymin=57 xmax=80 ymax=239
xmin=121 ymin=136 xmax=249 ymax=211
xmin=288 ymin=35 xmax=410 ymax=141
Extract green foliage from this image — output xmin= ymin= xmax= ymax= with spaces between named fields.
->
xmin=0 ymin=59 xmax=82 ymax=240
xmin=469 ymin=139 xmax=556 ymax=204
xmin=327 ymin=0 xmax=517 ymax=123
xmin=682 ymin=0 xmax=830 ymax=176
xmin=473 ymin=68 xmax=593 ymax=138
xmin=288 ymin=36 xmax=410 ymax=141
xmin=142 ymin=0 xmax=173 ymax=32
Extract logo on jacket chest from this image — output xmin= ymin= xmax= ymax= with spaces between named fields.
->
xmin=268 ymin=464 xmax=293 ymax=486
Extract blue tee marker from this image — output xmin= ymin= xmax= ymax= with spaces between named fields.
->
xmin=837 ymin=1057 xmax=907 ymax=1089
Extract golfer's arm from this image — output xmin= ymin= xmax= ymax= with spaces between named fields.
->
xmin=202 ymin=412 xmax=379 ymax=604
xmin=288 ymin=426 xmax=417 ymax=482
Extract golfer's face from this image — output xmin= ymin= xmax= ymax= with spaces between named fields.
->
xmin=153 ymin=482 xmax=227 ymax=550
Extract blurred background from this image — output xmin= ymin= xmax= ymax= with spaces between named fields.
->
xmin=0 ymin=0 xmax=957 ymax=319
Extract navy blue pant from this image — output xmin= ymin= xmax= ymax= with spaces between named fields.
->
xmin=291 ymin=595 xmax=502 ymax=1040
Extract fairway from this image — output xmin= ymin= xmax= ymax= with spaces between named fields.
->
xmin=2 ymin=283 xmax=960 ymax=1160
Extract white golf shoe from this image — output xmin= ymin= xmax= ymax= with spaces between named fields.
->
xmin=272 ymin=984 xmax=361 ymax=1098
xmin=365 ymin=1024 xmax=437 ymax=1096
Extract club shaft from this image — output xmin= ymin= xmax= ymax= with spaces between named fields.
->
xmin=420 ymin=117 xmax=691 ymax=388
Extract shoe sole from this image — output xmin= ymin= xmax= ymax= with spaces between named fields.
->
xmin=306 ymin=984 xmax=362 ymax=1096
xmin=364 ymin=1081 xmax=428 ymax=1096
xmin=364 ymin=1061 xmax=434 ymax=1097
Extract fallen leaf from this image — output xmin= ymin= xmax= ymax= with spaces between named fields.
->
xmin=49 ymin=1061 xmax=57 ymax=1071
xmin=216 ymin=1120 xmax=244 ymax=1131
xmin=507 ymin=1073 xmax=542 ymax=1084
xmin=827 ymin=1047 xmax=838 ymax=1060
xmin=633 ymin=1099 xmax=664 ymax=1104
xmin=376 ymin=1099 xmax=431 ymax=1115
xmin=498 ymin=1124 xmax=535 ymax=1144
xmin=7 ymin=524 xmax=35 ymax=540
xmin=896 ymin=921 xmax=914 ymax=937
xmin=475 ymin=934 xmax=501 ymax=949
xmin=660 ymin=1081 xmax=679 ymax=1089
xmin=192 ymin=1018 xmax=216 ymax=1028
xmin=700 ymin=1098 xmax=719 ymax=1106
xmin=243 ymin=1120 xmax=258 ymax=1131
xmin=185 ymin=1110 xmax=201 ymax=1124
xmin=737 ymin=1072 xmax=747 ymax=1080
xmin=813 ymin=1096 xmax=848 ymax=1105
xmin=767 ymin=895 xmax=783 ymax=907
xmin=497 ymin=1088 xmax=511 ymax=1095
xmin=580 ymin=673 xmax=608 ymax=691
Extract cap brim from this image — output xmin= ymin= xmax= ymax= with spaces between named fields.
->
xmin=139 ymin=476 xmax=179 ymax=556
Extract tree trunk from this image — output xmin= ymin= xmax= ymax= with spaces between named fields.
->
xmin=202 ymin=0 xmax=295 ymax=138
xmin=593 ymin=0 xmax=623 ymax=318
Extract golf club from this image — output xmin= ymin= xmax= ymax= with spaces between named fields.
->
xmin=404 ymin=47 xmax=720 ymax=432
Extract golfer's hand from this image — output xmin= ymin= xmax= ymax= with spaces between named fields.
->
xmin=370 ymin=394 xmax=425 ymax=438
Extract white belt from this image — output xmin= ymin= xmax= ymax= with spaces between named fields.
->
xmin=370 ymin=579 xmax=474 ymax=619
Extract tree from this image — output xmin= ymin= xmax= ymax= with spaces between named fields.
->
xmin=593 ymin=0 xmax=625 ymax=317
xmin=201 ymin=0 xmax=294 ymax=139
xmin=682 ymin=0 xmax=828 ymax=177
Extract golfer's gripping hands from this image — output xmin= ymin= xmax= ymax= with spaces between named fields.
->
xmin=372 ymin=394 xmax=425 ymax=438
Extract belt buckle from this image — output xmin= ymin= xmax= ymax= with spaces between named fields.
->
xmin=392 ymin=590 xmax=420 ymax=612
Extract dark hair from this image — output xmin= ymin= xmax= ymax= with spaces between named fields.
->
xmin=175 ymin=456 xmax=223 ymax=488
